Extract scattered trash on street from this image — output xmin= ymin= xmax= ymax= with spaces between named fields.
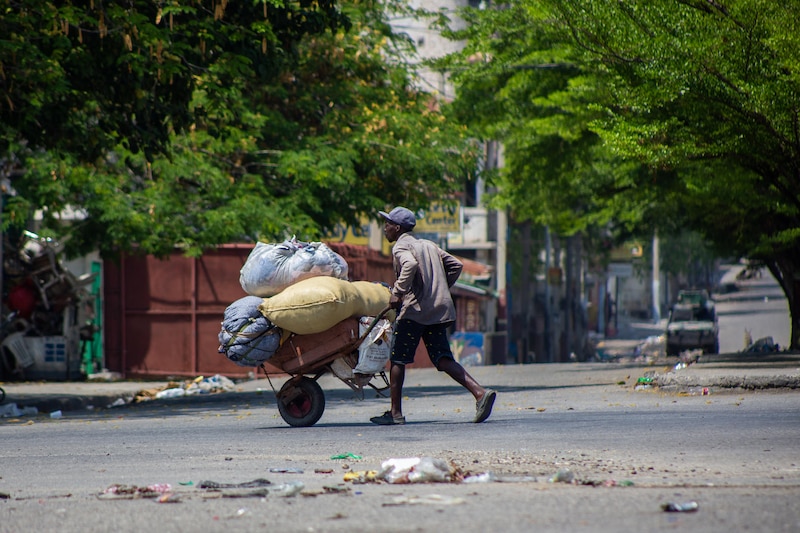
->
xmin=377 ymin=457 xmax=458 ymax=484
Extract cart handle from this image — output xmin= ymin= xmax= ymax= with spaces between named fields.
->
xmin=357 ymin=305 xmax=393 ymax=343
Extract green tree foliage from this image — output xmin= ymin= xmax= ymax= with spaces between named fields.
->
xmin=1 ymin=0 xmax=479 ymax=258
xmin=439 ymin=1 xmax=800 ymax=347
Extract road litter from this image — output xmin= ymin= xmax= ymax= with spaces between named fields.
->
xmin=269 ymin=467 xmax=304 ymax=474
xmin=743 ymin=336 xmax=780 ymax=354
xmin=548 ymin=468 xmax=576 ymax=484
xmin=107 ymin=397 xmax=128 ymax=408
xmin=662 ymin=501 xmax=699 ymax=512
xmin=97 ymin=483 xmax=172 ymax=500
xmin=197 ymin=478 xmax=304 ymax=498
xmin=343 ymin=470 xmax=379 ymax=483
xmin=330 ymin=452 xmax=362 ymax=460
xmin=322 ymin=485 xmax=351 ymax=494
xmin=132 ymin=375 xmax=237 ymax=403
xmin=383 ymin=494 xmax=465 ymax=506
xmin=0 ymin=403 xmax=38 ymax=418
xmin=462 ymin=472 xmax=497 ymax=483
xmin=377 ymin=457 xmax=458 ymax=484
xmin=198 ymin=479 xmax=272 ymax=489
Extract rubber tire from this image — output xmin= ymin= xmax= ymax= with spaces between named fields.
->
xmin=277 ymin=377 xmax=325 ymax=427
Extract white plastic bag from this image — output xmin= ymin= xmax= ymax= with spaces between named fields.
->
xmin=377 ymin=457 xmax=455 ymax=484
xmin=354 ymin=316 xmax=392 ymax=375
xmin=239 ymin=238 xmax=349 ymax=297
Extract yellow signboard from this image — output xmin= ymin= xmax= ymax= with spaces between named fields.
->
xmin=415 ymin=203 xmax=461 ymax=233
xmin=325 ymin=218 xmax=371 ymax=246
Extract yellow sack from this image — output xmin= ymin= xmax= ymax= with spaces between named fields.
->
xmin=258 ymin=278 xmax=394 ymax=335
xmin=258 ymin=277 xmax=359 ymax=335
xmin=352 ymin=281 xmax=394 ymax=319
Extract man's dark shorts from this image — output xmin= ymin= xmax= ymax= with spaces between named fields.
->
xmin=390 ymin=319 xmax=454 ymax=368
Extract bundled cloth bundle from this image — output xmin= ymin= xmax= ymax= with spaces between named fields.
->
xmin=218 ymin=296 xmax=282 ymax=367
xmin=239 ymin=238 xmax=349 ymax=297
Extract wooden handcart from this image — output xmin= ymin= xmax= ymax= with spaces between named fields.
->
xmin=259 ymin=308 xmax=392 ymax=427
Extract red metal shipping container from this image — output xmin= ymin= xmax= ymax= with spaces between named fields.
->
xmin=103 ymin=242 xmax=443 ymax=379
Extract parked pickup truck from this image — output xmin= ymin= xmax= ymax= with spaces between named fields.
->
xmin=665 ymin=291 xmax=719 ymax=356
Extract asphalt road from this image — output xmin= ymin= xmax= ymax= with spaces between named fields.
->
xmin=2 ymin=364 xmax=799 ymax=533
xmin=1 ymin=271 xmax=797 ymax=532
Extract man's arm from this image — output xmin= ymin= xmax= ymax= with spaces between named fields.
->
xmin=440 ymin=249 xmax=463 ymax=287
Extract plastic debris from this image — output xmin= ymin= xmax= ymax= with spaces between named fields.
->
xmin=155 ymin=388 xmax=186 ymax=399
xmin=383 ymin=494 xmax=466 ymax=506
xmin=107 ymin=398 xmax=128 ymax=408
xmin=463 ymin=472 xmax=497 ymax=483
xmin=265 ymin=481 xmax=304 ymax=497
xmin=548 ymin=468 xmax=576 ymax=484
xmin=377 ymin=457 xmax=455 ymax=484
xmin=330 ymin=453 xmax=362 ymax=460
xmin=662 ymin=501 xmax=699 ymax=512
xmin=343 ymin=471 xmax=379 ymax=484
xmin=635 ymin=376 xmax=655 ymax=390
xmin=743 ymin=336 xmax=779 ymax=354
xmin=98 ymin=483 xmax=172 ymax=500
xmin=198 ymin=479 xmax=272 ymax=489
xmin=142 ymin=375 xmax=237 ymax=402
xmin=49 ymin=410 xmax=63 ymax=419
xmin=0 ymin=403 xmax=38 ymax=418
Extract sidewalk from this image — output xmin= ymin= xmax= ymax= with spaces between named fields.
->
xmin=3 ymin=348 xmax=798 ymax=418
xmin=2 ymin=268 xmax=799 ymax=417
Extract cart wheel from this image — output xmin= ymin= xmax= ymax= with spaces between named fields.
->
xmin=277 ymin=377 xmax=325 ymax=427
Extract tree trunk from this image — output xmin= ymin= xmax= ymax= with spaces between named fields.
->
xmin=768 ymin=261 xmax=799 ymax=350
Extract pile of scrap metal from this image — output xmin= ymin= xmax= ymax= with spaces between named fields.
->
xmin=1 ymin=230 xmax=95 ymax=379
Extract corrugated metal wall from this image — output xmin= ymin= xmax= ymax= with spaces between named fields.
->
xmin=103 ymin=243 xmax=438 ymax=379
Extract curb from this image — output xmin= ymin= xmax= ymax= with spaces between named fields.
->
xmin=653 ymin=373 xmax=800 ymax=391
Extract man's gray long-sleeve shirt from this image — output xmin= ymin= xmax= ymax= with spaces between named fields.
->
xmin=390 ymin=232 xmax=462 ymax=325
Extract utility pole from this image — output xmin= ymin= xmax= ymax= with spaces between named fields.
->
xmin=652 ymin=230 xmax=661 ymax=323
xmin=544 ymin=226 xmax=552 ymax=362
xmin=520 ymin=220 xmax=531 ymax=363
